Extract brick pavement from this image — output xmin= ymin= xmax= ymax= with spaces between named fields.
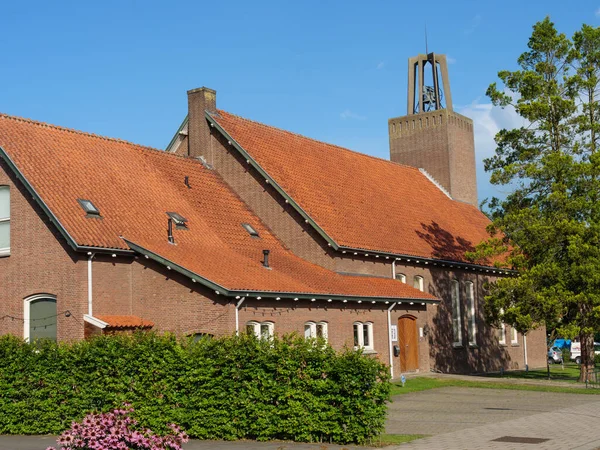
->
xmin=391 ymin=388 xmax=600 ymax=449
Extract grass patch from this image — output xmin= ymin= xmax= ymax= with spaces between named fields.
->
xmin=369 ymin=434 xmax=427 ymax=447
xmin=482 ymin=363 xmax=582 ymax=382
xmin=390 ymin=376 xmax=600 ymax=397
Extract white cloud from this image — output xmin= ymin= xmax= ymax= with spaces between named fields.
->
xmin=376 ymin=61 xmax=385 ymax=70
xmin=340 ymin=109 xmax=366 ymax=121
xmin=457 ymin=97 xmax=525 ymax=201
xmin=464 ymin=14 xmax=482 ymax=35
xmin=446 ymin=56 xmax=457 ymax=64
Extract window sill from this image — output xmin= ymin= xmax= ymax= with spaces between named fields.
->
xmin=511 ymin=343 xmax=520 ymax=347
xmin=499 ymin=343 xmax=508 ymax=347
xmin=363 ymin=349 xmax=378 ymax=355
xmin=452 ymin=343 xmax=463 ymax=349
xmin=468 ymin=344 xmax=478 ymax=349
xmin=0 ymin=249 xmax=10 ymax=258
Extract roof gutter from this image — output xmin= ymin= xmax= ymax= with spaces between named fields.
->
xmin=123 ymin=239 xmax=440 ymax=304
xmin=204 ymin=114 xmax=513 ymax=275
xmin=0 ymin=146 xmax=134 ymax=256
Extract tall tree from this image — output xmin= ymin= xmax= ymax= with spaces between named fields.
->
xmin=470 ymin=18 xmax=600 ymax=381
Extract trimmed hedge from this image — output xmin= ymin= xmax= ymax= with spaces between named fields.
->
xmin=0 ymin=333 xmax=390 ymax=444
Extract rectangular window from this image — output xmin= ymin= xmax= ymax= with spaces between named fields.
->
xmin=451 ymin=280 xmax=462 ymax=346
xmin=466 ymin=282 xmax=476 ymax=346
xmin=353 ymin=322 xmax=374 ymax=351
xmin=0 ymin=186 xmax=9 ymax=255
xmin=498 ymin=323 xmax=506 ymax=345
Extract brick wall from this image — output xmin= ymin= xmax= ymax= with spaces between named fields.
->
xmin=0 ymin=159 xmax=87 ymax=341
xmin=389 ymin=110 xmax=478 ymax=206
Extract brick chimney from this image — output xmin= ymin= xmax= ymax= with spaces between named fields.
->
xmin=187 ymin=87 xmax=217 ymax=159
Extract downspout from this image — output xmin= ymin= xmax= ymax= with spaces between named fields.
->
xmin=524 ymin=333 xmax=528 ymax=371
xmin=388 ymin=302 xmax=397 ymax=379
xmin=235 ymin=297 xmax=245 ymax=335
xmin=87 ymin=252 xmax=95 ymax=316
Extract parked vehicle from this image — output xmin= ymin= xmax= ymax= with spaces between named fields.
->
xmin=570 ymin=342 xmax=600 ymax=364
xmin=548 ymin=346 xmax=563 ymax=364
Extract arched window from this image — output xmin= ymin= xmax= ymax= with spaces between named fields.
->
xmin=511 ymin=327 xmax=518 ymax=345
xmin=24 ymin=294 xmax=57 ymax=342
xmin=395 ymin=273 xmax=406 ymax=283
xmin=246 ymin=321 xmax=274 ymax=339
xmin=353 ymin=321 xmax=374 ymax=351
xmin=451 ymin=280 xmax=462 ymax=346
xmin=304 ymin=321 xmax=328 ymax=342
xmin=413 ymin=275 xmax=424 ymax=292
xmin=0 ymin=185 xmax=9 ymax=256
xmin=466 ymin=281 xmax=476 ymax=346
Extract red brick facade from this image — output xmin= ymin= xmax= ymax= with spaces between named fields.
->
xmin=0 ymin=87 xmax=547 ymax=378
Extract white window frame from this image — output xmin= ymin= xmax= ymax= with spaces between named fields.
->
xmin=396 ymin=273 xmax=406 ymax=283
xmin=0 ymin=185 xmax=9 ymax=256
xmin=511 ymin=327 xmax=518 ymax=345
xmin=304 ymin=321 xmax=328 ymax=342
xmin=451 ymin=280 xmax=462 ymax=346
xmin=413 ymin=275 xmax=424 ymax=292
xmin=498 ymin=323 xmax=506 ymax=345
xmin=246 ymin=321 xmax=274 ymax=339
xmin=466 ymin=281 xmax=477 ymax=346
xmin=353 ymin=321 xmax=374 ymax=351
xmin=24 ymin=294 xmax=57 ymax=343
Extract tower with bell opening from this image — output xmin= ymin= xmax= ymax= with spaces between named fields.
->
xmin=388 ymin=53 xmax=478 ymax=206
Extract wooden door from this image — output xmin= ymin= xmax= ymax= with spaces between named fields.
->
xmin=398 ymin=316 xmax=418 ymax=372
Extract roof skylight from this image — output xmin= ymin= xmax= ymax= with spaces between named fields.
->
xmin=242 ymin=223 xmax=260 ymax=238
xmin=77 ymin=199 xmax=100 ymax=216
xmin=166 ymin=211 xmax=188 ymax=228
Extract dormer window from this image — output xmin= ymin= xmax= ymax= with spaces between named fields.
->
xmin=242 ymin=223 xmax=260 ymax=238
xmin=166 ymin=212 xmax=188 ymax=229
xmin=77 ymin=199 xmax=100 ymax=217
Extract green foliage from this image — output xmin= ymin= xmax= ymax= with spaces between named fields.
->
xmin=0 ymin=333 xmax=390 ymax=444
xmin=468 ymin=17 xmax=600 ymax=378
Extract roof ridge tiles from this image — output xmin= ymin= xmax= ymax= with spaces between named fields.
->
xmin=0 ymin=112 xmax=161 ymax=152
xmin=216 ymin=109 xmax=428 ymax=174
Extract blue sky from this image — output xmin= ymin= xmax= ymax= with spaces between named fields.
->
xmin=1 ymin=0 xmax=599 ymax=203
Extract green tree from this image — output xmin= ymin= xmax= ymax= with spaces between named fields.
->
xmin=469 ymin=18 xmax=600 ymax=382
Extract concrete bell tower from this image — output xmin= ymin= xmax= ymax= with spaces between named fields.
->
xmin=388 ymin=52 xmax=478 ymax=206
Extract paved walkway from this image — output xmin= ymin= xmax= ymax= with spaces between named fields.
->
xmin=388 ymin=386 xmax=600 ymax=449
xmin=397 ymin=398 xmax=600 ymax=449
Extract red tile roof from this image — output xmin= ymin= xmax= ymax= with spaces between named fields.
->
xmin=210 ymin=110 xmax=494 ymax=264
xmin=0 ymin=113 xmax=437 ymax=301
xmin=97 ymin=315 xmax=154 ymax=329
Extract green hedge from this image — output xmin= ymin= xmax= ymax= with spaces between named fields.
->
xmin=0 ymin=333 xmax=390 ymax=444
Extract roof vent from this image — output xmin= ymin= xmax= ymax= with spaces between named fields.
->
xmin=262 ymin=249 xmax=270 ymax=268
xmin=78 ymin=199 xmax=101 ymax=217
xmin=184 ymin=176 xmax=191 ymax=189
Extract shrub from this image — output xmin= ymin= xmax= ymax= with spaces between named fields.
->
xmin=0 ymin=333 xmax=390 ymax=444
xmin=46 ymin=405 xmax=188 ymax=450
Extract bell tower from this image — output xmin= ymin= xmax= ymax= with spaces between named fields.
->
xmin=389 ymin=52 xmax=478 ymax=206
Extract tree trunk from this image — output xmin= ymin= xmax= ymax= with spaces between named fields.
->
xmin=579 ymin=333 xmax=595 ymax=383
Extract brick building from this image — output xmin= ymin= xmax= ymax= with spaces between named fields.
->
xmin=0 ymin=85 xmax=546 ymax=376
